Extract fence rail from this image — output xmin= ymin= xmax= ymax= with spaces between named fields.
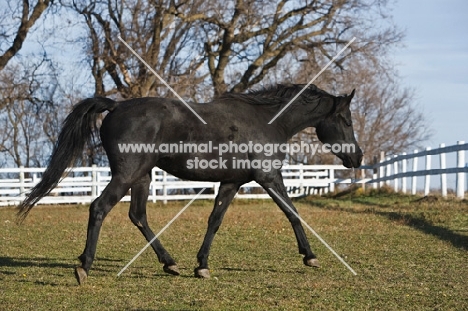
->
xmin=0 ymin=164 xmax=362 ymax=206
xmin=1 ymin=141 xmax=466 ymax=206
xmin=366 ymin=141 xmax=467 ymax=198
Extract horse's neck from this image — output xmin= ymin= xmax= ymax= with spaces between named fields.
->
xmin=277 ymin=101 xmax=334 ymax=138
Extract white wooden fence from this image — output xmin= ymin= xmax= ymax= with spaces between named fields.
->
xmin=0 ymin=164 xmax=358 ymax=206
xmin=366 ymin=141 xmax=467 ymax=198
xmin=1 ymin=141 xmax=466 ymax=206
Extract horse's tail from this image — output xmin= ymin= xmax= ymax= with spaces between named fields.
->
xmin=17 ymin=97 xmax=118 ymax=223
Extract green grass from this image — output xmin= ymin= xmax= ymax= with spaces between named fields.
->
xmin=1 ymin=192 xmax=467 ymax=310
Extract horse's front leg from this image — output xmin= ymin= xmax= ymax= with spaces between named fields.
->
xmin=257 ymin=171 xmax=320 ymax=268
xmin=195 ymin=182 xmax=241 ymax=278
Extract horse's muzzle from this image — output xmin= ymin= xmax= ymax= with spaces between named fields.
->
xmin=340 ymin=151 xmax=363 ymax=168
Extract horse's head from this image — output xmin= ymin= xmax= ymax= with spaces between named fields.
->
xmin=315 ymin=90 xmax=363 ymax=168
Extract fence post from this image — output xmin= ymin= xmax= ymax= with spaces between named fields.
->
xmin=379 ymin=151 xmax=385 ymax=188
xmin=96 ymin=168 xmax=101 ymax=197
xmin=456 ymin=140 xmax=465 ymax=199
xmin=439 ymin=143 xmax=447 ymax=198
xmin=372 ymin=155 xmax=378 ymax=189
xmin=393 ymin=155 xmax=399 ymax=192
xmin=411 ymin=150 xmax=418 ymax=195
xmin=386 ymin=157 xmax=391 ymax=186
xmin=401 ymin=153 xmax=407 ymax=194
xmin=163 ymin=171 xmax=168 ymax=204
xmin=19 ymin=166 xmax=25 ymax=198
xmin=360 ymin=158 xmax=366 ymax=191
xmin=299 ymin=164 xmax=304 ymax=194
xmin=424 ymin=147 xmax=431 ymax=196
xmin=91 ymin=165 xmax=97 ymax=199
xmin=151 ymin=168 xmax=157 ymax=203
xmin=329 ymin=168 xmax=335 ymax=193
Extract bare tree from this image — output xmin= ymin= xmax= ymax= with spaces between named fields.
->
xmin=63 ymin=0 xmax=208 ymax=99
xmin=0 ymin=58 xmax=61 ymax=167
xmin=0 ymin=0 xmax=52 ymax=71
xmin=63 ymin=0 xmax=402 ymax=99
xmin=348 ymin=67 xmax=430 ymax=160
xmin=174 ymin=0 xmax=402 ymax=95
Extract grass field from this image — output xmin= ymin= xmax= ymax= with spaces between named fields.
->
xmin=1 ymin=190 xmax=467 ymax=310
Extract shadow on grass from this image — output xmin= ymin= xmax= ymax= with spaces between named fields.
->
xmin=376 ymin=211 xmax=468 ymax=251
xmin=0 ymin=256 xmax=73 ymax=284
xmin=0 ymin=256 xmax=75 ymax=269
xmin=125 ymin=269 xmax=194 ymax=279
xmin=308 ymin=202 xmax=468 ymax=252
xmin=95 ymin=257 xmax=125 ymax=262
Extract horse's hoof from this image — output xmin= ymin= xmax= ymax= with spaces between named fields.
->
xmin=163 ymin=264 xmax=180 ymax=276
xmin=74 ymin=266 xmax=87 ymax=285
xmin=304 ymin=258 xmax=320 ymax=268
xmin=194 ymin=268 xmax=210 ymax=278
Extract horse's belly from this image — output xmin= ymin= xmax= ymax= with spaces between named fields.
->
xmin=156 ymin=154 xmax=253 ymax=183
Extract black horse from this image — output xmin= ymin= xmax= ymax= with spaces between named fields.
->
xmin=17 ymin=84 xmax=363 ymax=284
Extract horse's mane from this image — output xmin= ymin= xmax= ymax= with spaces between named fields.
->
xmin=216 ymin=84 xmax=332 ymax=106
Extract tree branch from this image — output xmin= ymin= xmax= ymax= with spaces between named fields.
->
xmin=0 ymin=0 xmax=52 ymax=71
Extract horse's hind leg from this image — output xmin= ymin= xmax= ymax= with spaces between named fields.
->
xmin=128 ymin=173 xmax=179 ymax=276
xmin=75 ymin=175 xmax=131 ymax=285
xmin=195 ymin=182 xmax=241 ymax=278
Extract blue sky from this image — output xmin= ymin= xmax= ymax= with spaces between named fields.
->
xmin=392 ymin=0 xmax=468 ymax=148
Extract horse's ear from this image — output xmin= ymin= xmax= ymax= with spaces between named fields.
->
xmin=336 ymin=89 xmax=355 ymax=113
xmin=335 ymin=89 xmax=355 ymax=113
